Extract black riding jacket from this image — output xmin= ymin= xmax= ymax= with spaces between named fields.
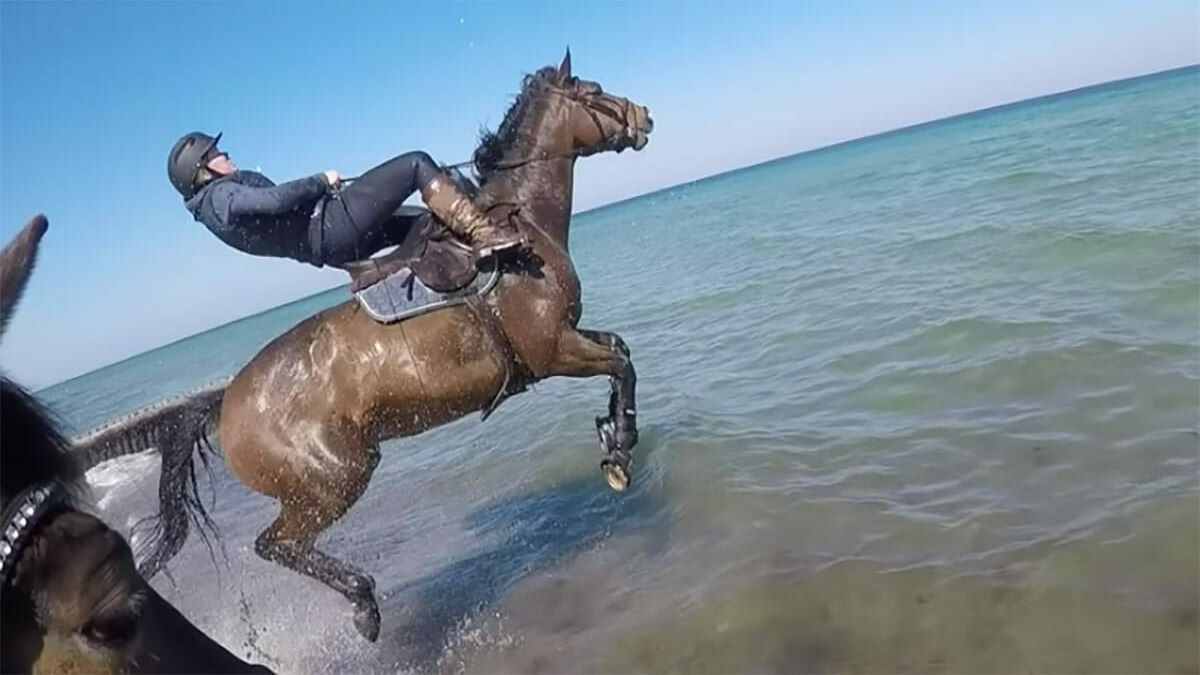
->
xmin=185 ymin=170 xmax=329 ymax=264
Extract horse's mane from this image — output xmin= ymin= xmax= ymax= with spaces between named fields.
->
xmin=472 ymin=66 xmax=563 ymax=184
xmin=0 ymin=376 xmax=82 ymax=502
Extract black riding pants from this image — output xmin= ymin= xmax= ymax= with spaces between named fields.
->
xmin=314 ymin=151 xmax=444 ymax=266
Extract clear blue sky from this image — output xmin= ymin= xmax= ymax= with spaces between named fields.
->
xmin=1 ymin=1 xmax=1196 ymax=388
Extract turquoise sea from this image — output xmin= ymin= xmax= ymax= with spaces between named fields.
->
xmin=46 ymin=66 xmax=1199 ymax=673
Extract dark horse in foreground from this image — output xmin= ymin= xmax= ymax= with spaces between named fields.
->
xmin=0 ymin=215 xmax=272 ymax=673
xmin=72 ymin=52 xmax=654 ymax=642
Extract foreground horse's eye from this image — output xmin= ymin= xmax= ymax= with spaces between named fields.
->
xmin=81 ymin=611 xmax=139 ymax=647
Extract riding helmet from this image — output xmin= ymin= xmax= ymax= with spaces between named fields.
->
xmin=167 ymin=131 xmax=222 ymax=199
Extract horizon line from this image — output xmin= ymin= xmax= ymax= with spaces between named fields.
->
xmin=39 ymin=61 xmax=1198 ymax=392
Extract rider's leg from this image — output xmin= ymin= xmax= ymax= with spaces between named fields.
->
xmin=317 ymin=206 xmax=425 ymax=267
xmin=337 ymin=151 xmax=522 ymax=260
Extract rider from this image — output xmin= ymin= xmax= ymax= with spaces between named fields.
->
xmin=166 ymin=131 xmax=523 ymax=269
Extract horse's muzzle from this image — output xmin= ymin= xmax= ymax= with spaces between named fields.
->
xmin=631 ymin=105 xmax=653 ymax=150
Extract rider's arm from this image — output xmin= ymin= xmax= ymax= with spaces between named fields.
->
xmin=223 ymin=174 xmax=330 ymax=217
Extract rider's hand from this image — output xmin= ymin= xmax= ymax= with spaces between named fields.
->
xmin=323 ymin=170 xmax=341 ymax=187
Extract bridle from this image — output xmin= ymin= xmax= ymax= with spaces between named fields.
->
xmin=0 ymin=481 xmax=67 ymax=588
xmin=414 ymin=83 xmax=644 ymax=176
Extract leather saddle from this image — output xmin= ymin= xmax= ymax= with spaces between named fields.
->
xmin=339 ymin=206 xmax=479 ymax=294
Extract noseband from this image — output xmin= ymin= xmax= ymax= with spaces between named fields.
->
xmin=0 ymin=481 xmax=67 ymax=586
xmin=555 ymin=87 xmax=642 ymax=154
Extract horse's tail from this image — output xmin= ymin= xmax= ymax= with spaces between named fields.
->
xmin=70 ymin=378 xmax=229 ymax=579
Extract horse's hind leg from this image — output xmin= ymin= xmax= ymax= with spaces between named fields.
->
xmin=249 ymin=434 xmax=383 ymax=641
xmin=553 ymin=329 xmax=639 ymax=491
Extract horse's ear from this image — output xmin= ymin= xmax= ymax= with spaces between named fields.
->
xmin=558 ymin=47 xmax=572 ymax=79
xmin=0 ymin=214 xmax=48 ymax=339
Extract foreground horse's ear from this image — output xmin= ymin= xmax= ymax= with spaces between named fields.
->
xmin=0 ymin=214 xmax=49 ymax=339
xmin=558 ymin=47 xmax=571 ymax=79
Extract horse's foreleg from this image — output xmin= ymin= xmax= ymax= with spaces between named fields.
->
xmin=552 ymin=329 xmax=639 ymax=491
xmin=578 ymin=329 xmax=639 ymax=454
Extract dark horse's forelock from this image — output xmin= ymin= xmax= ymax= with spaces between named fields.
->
xmin=472 ymin=66 xmax=563 ymax=182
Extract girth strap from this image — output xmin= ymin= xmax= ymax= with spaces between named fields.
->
xmin=465 ymin=291 xmax=528 ymax=421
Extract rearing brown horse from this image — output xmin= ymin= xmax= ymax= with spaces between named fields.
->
xmin=74 ymin=51 xmax=653 ymax=642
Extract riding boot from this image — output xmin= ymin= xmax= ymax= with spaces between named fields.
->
xmin=421 ymin=176 xmax=524 ymax=259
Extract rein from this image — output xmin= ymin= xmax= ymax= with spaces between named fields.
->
xmin=343 ymin=86 xmax=639 ymax=181
xmin=0 ymin=481 xmax=67 ymax=586
xmin=329 ymin=81 xmax=637 ymax=280
xmin=338 ymin=153 xmax=574 ymax=183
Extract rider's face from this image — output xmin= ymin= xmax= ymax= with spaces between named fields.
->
xmin=205 ymin=148 xmax=236 ymax=176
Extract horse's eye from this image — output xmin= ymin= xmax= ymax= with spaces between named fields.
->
xmin=82 ymin=610 xmax=139 ymax=648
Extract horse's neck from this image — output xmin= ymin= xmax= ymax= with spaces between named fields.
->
xmin=520 ymin=157 xmax=576 ymax=247
xmin=485 ymin=156 xmax=576 ymax=250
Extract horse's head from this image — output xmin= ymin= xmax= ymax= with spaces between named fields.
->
xmin=0 ymin=215 xmax=145 ymax=674
xmin=545 ymin=49 xmax=654 ymax=157
xmin=0 ymin=216 xmax=271 ymax=674
xmin=473 ymin=51 xmax=655 ymax=183
xmin=0 ymin=487 xmax=149 ymax=674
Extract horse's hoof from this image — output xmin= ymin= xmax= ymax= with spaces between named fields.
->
xmin=353 ymin=601 xmax=381 ymax=642
xmin=600 ymin=457 xmax=630 ymax=492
